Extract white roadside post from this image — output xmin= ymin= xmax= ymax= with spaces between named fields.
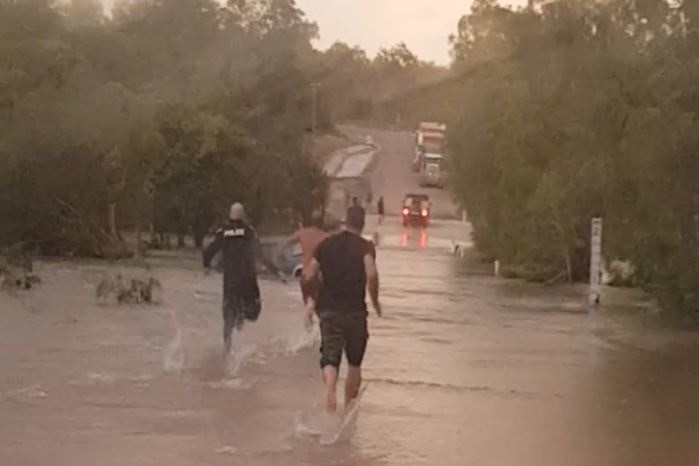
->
xmin=589 ymin=217 xmax=603 ymax=306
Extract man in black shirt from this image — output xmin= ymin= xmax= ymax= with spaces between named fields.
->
xmin=303 ymin=206 xmax=381 ymax=413
xmin=347 ymin=197 xmax=365 ymax=226
xmin=203 ymin=203 xmax=261 ymax=355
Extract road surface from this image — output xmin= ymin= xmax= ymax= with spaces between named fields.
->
xmin=339 ymin=125 xmax=461 ymax=219
xmin=1 ymin=128 xmax=699 ymax=466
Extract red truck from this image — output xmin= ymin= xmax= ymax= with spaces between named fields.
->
xmin=402 ymin=193 xmax=431 ymax=227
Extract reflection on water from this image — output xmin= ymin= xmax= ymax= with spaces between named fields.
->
xmin=400 ymin=228 xmax=428 ymax=249
xmin=1 ymin=220 xmax=698 ymax=466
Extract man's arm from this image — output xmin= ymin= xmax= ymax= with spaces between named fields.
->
xmin=303 ymin=257 xmax=321 ymax=285
xmin=302 ymin=257 xmax=321 ymax=329
xmin=202 ymin=233 xmax=223 ymax=269
xmin=281 ymin=231 xmax=300 ymax=250
xmin=364 ymin=253 xmax=381 ymax=317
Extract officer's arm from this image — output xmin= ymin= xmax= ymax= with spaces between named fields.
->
xmin=202 ymin=232 xmax=224 ymax=269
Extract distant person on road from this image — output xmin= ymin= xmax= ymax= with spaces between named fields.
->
xmin=347 ymin=197 xmax=365 ymax=226
xmin=303 ymin=207 xmax=382 ymax=414
xmin=203 ymin=203 xmax=261 ymax=356
xmin=281 ymin=212 xmax=329 ymax=309
xmin=377 ymin=196 xmax=385 ymax=225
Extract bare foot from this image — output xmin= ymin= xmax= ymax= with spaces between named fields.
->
xmin=325 ymin=390 xmax=337 ymax=414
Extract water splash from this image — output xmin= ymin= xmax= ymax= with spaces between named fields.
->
xmin=223 ymin=339 xmax=258 ymax=377
xmin=278 ymin=326 xmax=320 ymax=355
xmin=163 ymin=328 xmax=184 ymax=372
xmin=206 ymin=377 xmax=256 ymax=390
xmin=163 ymin=308 xmax=185 ymax=373
xmin=293 ymin=409 xmax=333 ymax=439
xmin=86 ymin=372 xmax=116 ymax=384
xmin=0 ymin=384 xmax=48 ymax=401
xmin=70 ymin=373 xmax=153 ymax=387
xmin=214 ymin=446 xmax=238 ymax=455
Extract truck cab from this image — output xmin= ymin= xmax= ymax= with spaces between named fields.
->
xmin=420 ymin=153 xmax=444 ymax=187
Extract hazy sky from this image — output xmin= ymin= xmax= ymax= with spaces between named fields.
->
xmin=99 ymin=0 xmax=526 ymax=65
xmin=296 ymin=0 xmax=527 ymax=65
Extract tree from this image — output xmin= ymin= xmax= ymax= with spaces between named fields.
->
xmin=0 ymin=0 xmax=332 ymax=256
xmin=445 ymin=0 xmax=699 ymax=312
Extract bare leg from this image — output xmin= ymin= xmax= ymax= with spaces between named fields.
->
xmin=322 ymin=365 xmax=339 ymax=413
xmin=345 ymin=365 xmax=362 ymax=408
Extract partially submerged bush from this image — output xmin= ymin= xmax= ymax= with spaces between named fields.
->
xmin=0 ymin=243 xmax=40 ymax=291
xmin=96 ymin=273 xmax=163 ymax=305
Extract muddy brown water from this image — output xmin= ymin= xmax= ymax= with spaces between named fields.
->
xmin=1 ymin=219 xmax=699 ymax=466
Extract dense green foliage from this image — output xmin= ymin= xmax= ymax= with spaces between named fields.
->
xmin=0 ymin=0 xmax=441 ymax=256
xmin=313 ymin=41 xmax=447 ymax=125
xmin=445 ymin=0 xmax=699 ymax=312
xmin=0 ymin=0 xmax=329 ymax=255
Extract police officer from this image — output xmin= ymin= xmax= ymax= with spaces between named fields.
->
xmin=203 ymin=203 xmax=261 ymax=354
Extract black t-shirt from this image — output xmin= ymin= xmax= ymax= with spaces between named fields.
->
xmin=314 ymin=231 xmax=376 ymax=314
xmin=347 ymin=205 xmax=365 ymax=222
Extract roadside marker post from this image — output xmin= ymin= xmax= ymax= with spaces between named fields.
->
xmin=589 ymin=217 xmax=603 ymax=306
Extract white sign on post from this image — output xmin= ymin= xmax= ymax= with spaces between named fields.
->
xmin=589 ymin=217 xmax=603 ymax=306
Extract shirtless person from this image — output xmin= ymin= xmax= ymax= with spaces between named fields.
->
xmin=282 ymin=213 xmax=329 ymax=312
xmin=303 ymin=207 xmax=382 ymax=413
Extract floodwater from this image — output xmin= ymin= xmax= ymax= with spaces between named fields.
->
xmin=2 ymin=218 xmax=699 ymax=466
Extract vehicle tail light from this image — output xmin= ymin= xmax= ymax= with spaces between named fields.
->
xmin=421 ymin=209 xmax=429 ymax=217
xmin=402 ymin=208 xmax=410 ymax=216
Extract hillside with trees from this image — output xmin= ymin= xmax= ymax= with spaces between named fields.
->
xmin=443 ymin=0 xmax=699 ymax=314
xmin=0 ymin=0 xmax=440 ymax=257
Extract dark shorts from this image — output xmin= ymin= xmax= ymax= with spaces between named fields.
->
xmin=319 ymin=311 xmax=368 ymax=369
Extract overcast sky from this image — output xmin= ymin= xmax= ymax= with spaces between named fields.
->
xmin=100 ymin=0 xmax=526 ymax=65
xmin=296 ymin=0 xmax=527 ymax=65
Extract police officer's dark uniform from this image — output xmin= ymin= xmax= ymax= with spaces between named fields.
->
xmin=203 ymin=218 xmax=261 ymax=352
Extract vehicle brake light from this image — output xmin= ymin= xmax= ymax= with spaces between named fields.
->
xmin=402 ymin=208 xmax=410 ymax=215
xmin=421 ymin=210 xmax=429 ymax=217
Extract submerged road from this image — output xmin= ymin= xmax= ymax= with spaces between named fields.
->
xmin=339 ymin=125 xmax=461 ymax=219
xmin=2 ymin=129 xmax=699 ymax=466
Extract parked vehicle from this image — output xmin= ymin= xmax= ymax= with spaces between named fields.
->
xmin=277 ymin=242 xmax=303 ymax=280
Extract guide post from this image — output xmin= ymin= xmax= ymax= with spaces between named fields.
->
xmin=589 ymin=217 xmax=603 ymax=306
